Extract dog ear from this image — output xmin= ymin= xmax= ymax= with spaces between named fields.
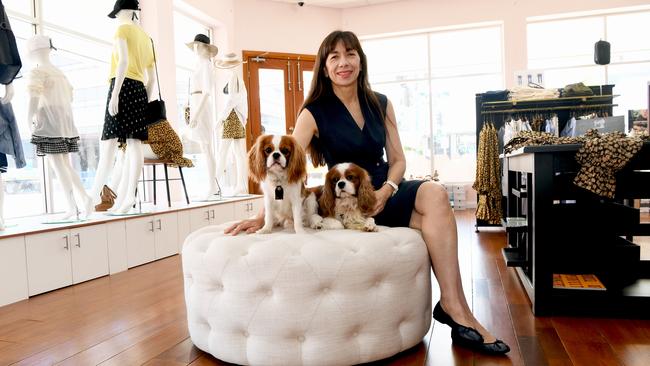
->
xmin=248 ymin=135 xmax=267 ymax=182
xmin=319 ymin=172 xmax=336 ymax=218
xmin=357 ymin=170 xmax=377 ymax=215
xmin=287 ymin=137 xmax=307 ymax=184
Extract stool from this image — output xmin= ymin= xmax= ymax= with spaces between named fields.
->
xmin=182 ymin=224 xmax=432 ymax=366
xmin=141 ymin=158 xmax=190 ymax=207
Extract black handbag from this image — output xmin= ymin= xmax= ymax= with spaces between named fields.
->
xmin=146 ymin=38 xmax=166 ymax=124
xmin=0 ymin=4 xmax=22 ymax=85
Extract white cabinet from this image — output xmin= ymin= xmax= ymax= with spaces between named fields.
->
xmin=234 ymin=199 xmax=262 ymax=220
xmin=106 ymin=221 xmax=128 ymax=274
xmin=177 ymin=210 xmax=191 ymax=252
xmin=190 ymin=204 xmax=234 ymax=231
xmin=125 ymin=216 xmax=156 ymax=268
xmin=70 ymin=225 xmax=109 ymax=284
xmin=125 ymin=213 xmax=180 ymax=268
xmin=0 ymin=236 xmax=28 ymax=306
xmin=153 ymin=212 xmax=178 ymax=260
xmin=25 ymin=225 xmax=109 ymax=296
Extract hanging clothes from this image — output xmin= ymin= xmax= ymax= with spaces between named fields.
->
xmin=219 ymin=72 xmax=248 ymax=140
xmin=0 ymin=101 xmax=25 ymax=168
xmin=473 ymin=123 xmax=502 ymax=224
xmin=503 ymin=130 xmax=649 ymax=198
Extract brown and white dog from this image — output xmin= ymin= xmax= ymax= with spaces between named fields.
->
xmin=248 ymin=134 xmax=322 ymax=234
xmin=318 ymin=162 xmax=378 ymax=232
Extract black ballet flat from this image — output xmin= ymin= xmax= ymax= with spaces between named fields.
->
xmin=433 ymin=302 xmax=510 ymax=355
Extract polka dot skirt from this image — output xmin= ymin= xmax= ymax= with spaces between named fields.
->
xmin=102 ymin=77 xmax=150 ymax=144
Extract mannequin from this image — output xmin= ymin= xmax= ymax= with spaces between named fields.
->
xmin=91 ymin=3 xmax=155 ymax=214
xmin=26 ymin=36 xmax=93 ymax=220
xmin=184 ymin=34 xmax=220 ymax=200
xmin=215 ymin=53 xmax=248 ymax=195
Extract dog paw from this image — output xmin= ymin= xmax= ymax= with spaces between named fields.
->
xmin=294 ymin=228 xmax=307 ymax=234
xmin=256 ymin=226 xmax=273 ymax=234
xmin=363 ymin=222 xmax=378 ymax=232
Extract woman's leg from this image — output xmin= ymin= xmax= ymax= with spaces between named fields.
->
xmin=409 ymin=181 xmax=497 ymax=343
xmin=90 ymin=139 xmax=119 ymax=205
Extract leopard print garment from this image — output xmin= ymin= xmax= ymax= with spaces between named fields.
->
xmin=504 ymin=129 xmax=648 ymax=198
xmin=145 ymin=120 xmax=194 ymax=168
xmin=222 ymin=109 xmax=246 ymax=139
xmin=474 ymin=123 xmax=502 ymax=224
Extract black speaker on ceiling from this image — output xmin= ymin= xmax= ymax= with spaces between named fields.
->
xmin=595 ymin=39 xmax=611 ymax=65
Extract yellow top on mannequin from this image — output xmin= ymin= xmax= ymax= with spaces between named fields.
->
xmin=109 ymin=24 xmax=154 ymax=83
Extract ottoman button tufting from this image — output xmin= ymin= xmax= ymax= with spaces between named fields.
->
xmin=183 ymin=224 xmax=431 ymax=365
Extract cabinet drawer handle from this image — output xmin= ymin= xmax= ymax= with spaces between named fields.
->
xmin=149 ymin=221 xmax=155 ymax=232
xmin=205 ymin=210 xmax=210 ymax=221
xmin=157 ymin=219 xmax=162 ymax=231
xmin=210 ymin=210 xmax=215 ymax=219
xmin=74 ymin=233 xmax=81 ymax=248
xmin=63 ymin=235 xmax=69 ymax=250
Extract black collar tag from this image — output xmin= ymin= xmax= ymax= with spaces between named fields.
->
xmin=275 ymin=186 xmax=284 ymax=200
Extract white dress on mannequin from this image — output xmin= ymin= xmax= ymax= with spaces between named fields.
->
xmin=184 ymin=45 xmax=221 ymax=200
xmin=26 ymin=41 xmax=94 ymax=220
xmin=216 ymin=70 xmax=248 ymax=195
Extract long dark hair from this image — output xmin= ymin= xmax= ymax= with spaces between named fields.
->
xmin=301 ymin=30 xmax=385 ymax=168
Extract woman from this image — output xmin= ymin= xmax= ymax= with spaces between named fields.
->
xmin=225 ymin=30 xmax=509 ymax=355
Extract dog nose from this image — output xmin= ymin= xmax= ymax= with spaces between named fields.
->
xmin=272 ymin=152 xmax=281 ymax=159
xmin=337 ymin=181 xmax=345 ymax=189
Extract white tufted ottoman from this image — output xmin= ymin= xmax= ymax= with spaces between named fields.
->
xmin=182 ymin=223 xmax=432 ymax=366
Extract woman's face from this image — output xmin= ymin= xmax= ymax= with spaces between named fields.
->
xmin=324 ymin=40 xmax=360 ymax=88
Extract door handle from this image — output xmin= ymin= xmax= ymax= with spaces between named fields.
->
xmin=287 ymin=60 xmax=292 ymax=92
xmin=149 ymin=221 xmax=155 ymax=232
xmin=297 ymin=61 xmax=302 ymax=91
xmin=63 ymin=235 xmax=69 ymax=250
xmin=74 ymin=233 xmax=81 ymax=248
xmin=157 ymin=219 xmax=162 ymax=231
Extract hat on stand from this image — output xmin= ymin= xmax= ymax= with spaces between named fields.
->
xmin=186 ymin=34 xmax=219 ymax=58
xmin=26 ymin=35 xmax=57 ymax=54
xmin=108 ymin=0 xmax=140 ymax=19
xmin=214 ymin=52 xmax=246 ymax=69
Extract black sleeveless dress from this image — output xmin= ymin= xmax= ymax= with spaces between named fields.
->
xmin=306 ymin=91 xmax=425 ymax=227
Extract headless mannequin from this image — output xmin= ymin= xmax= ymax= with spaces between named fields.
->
xmin=0 ymin=83 xmax=12 ymax=229
xmin=216 ymin=70 xmax=248 ymax=195
xmin=90 ymin=9 xmax=155 ymax=214
xmin=188 ymin=44 xmax=220 ymax=200
xmin=27 ymin=48 xmax=94 ymax=219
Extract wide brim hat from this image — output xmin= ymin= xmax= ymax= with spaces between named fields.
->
xmin=186 ymin=34 xmax=218 ymax=57
xmin=214 ymin=52 xmax=246 ymax=69
xmin=108 ymin=0 xmax=140 ymax=19
xmin=26 ymin=35 xmax=57 ymax=54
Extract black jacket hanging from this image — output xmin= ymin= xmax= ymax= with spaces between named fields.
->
xmin=0 ymin=1 xmax=22 ymax=85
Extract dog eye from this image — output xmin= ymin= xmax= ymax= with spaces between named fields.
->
xmin=264 ymin=147 xmax=272 ymax=154
xmin=346 ymin=175 xmax=354 ymax=180
xmin=280 ymin=148 xmax=290 ymax=155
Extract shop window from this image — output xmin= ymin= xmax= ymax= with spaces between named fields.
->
xmin=527 ymin=10 xmax=650 ymax=127
xmin=363 ymin=26 xmax=503 ymax=183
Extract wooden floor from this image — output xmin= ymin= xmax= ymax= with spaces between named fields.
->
xmin=1 ymin=210 xmax=649 ymax=366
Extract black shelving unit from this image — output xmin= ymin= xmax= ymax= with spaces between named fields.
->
xmin=474 ymin=85 xmax=617 ymax=232
xmin=503 ymin=142 xmax=650 ymax=317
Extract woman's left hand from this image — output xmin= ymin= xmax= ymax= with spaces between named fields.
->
xmin=371 ymin=186 xmax=393 ymax=216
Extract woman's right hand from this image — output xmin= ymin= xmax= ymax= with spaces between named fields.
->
xmin=224 ymin=216 xmax=264 ymax=235
xmin=108 ymin=93 xmax=119 ymax=117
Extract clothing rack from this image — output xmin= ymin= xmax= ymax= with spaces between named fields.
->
xmin=480 ymin=103 xmax=617 ymax=115
xmin=474 ymin=85 xmax=617 ymax=231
